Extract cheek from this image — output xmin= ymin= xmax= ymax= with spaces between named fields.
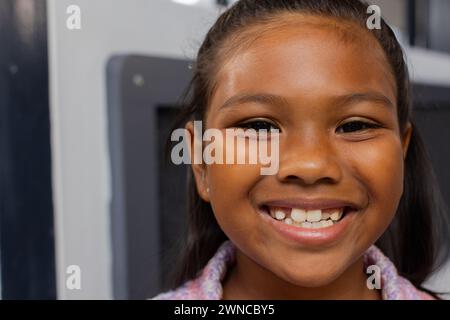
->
xmin=207 ymin=163 xmax=262 ymax=237
xmin=205 ymin=133 xmax=280 ymax=245
xmin=205 ymin=134 xmax=270 ymax=223
xmin=208 ymin=164 xmax=260 ymax=195
xmin=358 ymin=137 xmax=404 ymax=202
xmin=345 ymin=135 xmax=405 ymax=236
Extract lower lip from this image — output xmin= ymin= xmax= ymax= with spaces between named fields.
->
xmin=258 ymin=208 xmax=356 ymax=247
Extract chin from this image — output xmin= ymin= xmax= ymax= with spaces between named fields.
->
xmin=278 ymin=267 xmax=343 ymax=288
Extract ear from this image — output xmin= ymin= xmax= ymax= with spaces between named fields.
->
xmin=186 ymin=121 xmax=210 ymax=202
xmin=402 ymin=122 xmax=413 ymax=160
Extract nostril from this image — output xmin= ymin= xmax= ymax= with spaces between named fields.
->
xmin=280 ymin=174 xmax=337 ymax=186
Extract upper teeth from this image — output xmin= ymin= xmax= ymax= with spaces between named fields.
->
xmin=275 ymin=210 xmax=286 ymax=220
xmin=291 ymin=208 xmax=307 ymax=222
xmin=270 ymin=207 xmax=345 ymax=228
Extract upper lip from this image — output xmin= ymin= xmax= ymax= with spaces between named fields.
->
xmin=261 ymin=197 xmax=360 ymax=211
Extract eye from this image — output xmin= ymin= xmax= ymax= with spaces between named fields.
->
xmin=235 ymin=119 xmax=280 ymax=132
xmin=336 ymin=120 xmax=381 ymax=133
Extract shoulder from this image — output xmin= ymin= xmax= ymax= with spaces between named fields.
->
xmin=151 ymin=241 xmax=236 ymax=300
xmin=364 ymin=246 xmax=437 ymax=300
xmin=152 ymin=278 xmax=204 ymax=300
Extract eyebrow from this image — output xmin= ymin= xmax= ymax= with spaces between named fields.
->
xmin=218 ymin=91 xmax=394 ymax=111
xmin=333 ymin=92 xmax=394 ymax=110
xmin=219 ymin=93 xmax=289 ymax=110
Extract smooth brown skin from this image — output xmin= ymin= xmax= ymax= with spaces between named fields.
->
xmin=188 ymin=15 xmax=412 ymax=299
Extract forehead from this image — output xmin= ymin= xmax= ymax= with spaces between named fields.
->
xmin=210 ymin=14 xmax=396 ymax=112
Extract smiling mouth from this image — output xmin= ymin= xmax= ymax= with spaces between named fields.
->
xmin=261 ymin=206 xmax=352 ymax=229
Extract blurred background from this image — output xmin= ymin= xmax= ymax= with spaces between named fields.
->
xmin=0 ymin=0 xmax=449 ymax=299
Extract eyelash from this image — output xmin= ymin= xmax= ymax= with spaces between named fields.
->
xmin=234 ymin=119 xmax=382 ymax=134
xmin=235 ymin=119 xmax=279 ymax=131
xmin=336 ymin=121 xmax=382 ymax=133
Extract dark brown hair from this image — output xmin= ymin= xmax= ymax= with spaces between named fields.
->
xmin=168 ymin=0 xmax=450 ymax=297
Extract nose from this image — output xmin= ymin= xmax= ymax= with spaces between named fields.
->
xmin=276 ymin=133 xmax=343 ymax=185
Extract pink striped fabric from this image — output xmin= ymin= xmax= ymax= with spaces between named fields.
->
xmin=153 ymin=241 xmax=435 ymax=300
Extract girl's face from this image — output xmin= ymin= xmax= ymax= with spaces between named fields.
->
xmin=191 ymin=15 xmax=412 ymax=289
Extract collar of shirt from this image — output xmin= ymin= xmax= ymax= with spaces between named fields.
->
xmin=153 ymin=241 xmax=434 ymax=300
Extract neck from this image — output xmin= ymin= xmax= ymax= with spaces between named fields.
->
xmin=222 ymin=249 xmax=381 ymax=300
